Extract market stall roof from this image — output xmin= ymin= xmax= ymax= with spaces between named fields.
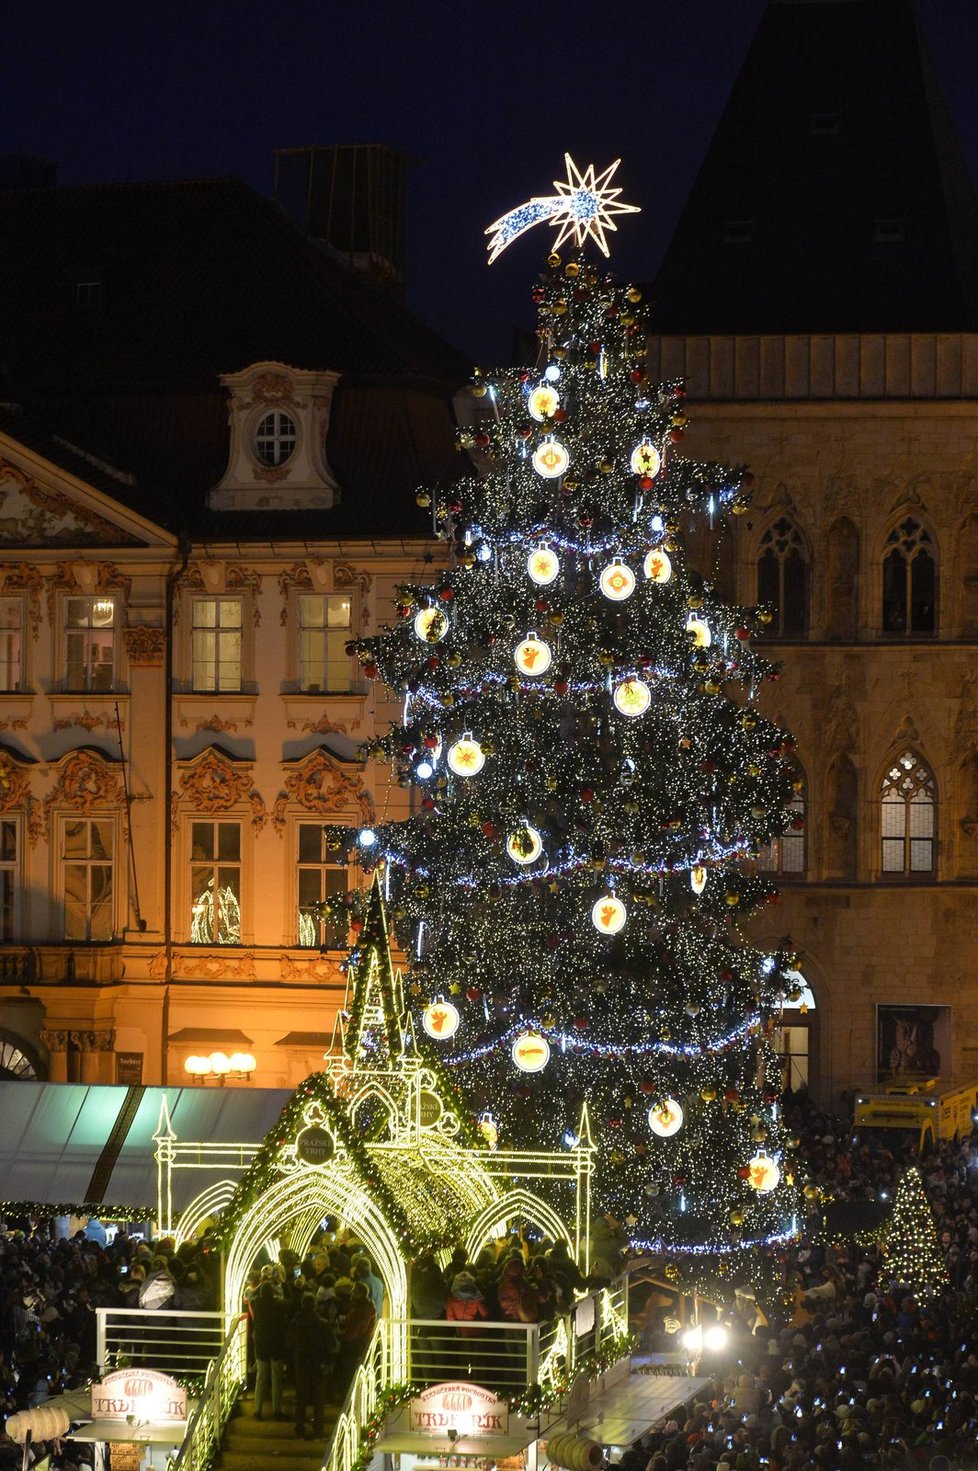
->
xmin=0 ymin=1082 xmax=291 ymax=1212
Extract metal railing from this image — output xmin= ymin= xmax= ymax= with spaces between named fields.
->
xmin=164 ymin=1314 xmax=247 ymax=1471
xmin=95 ymin=1308 xmax=230 ymax=1380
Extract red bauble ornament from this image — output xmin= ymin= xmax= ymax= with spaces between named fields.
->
xmin=423 ymin=735 xmax=439 ymax=749
xmin=535 ymin=598 xmax=550 ymax=613
xmin=350 ymin=919 xmax=364 ymax=935
xmin=438 ymin=585 xmax=455 ymax=601
xmin=609 ymin=1116 xmax=622 ymax=1128
xmin=421 ymin=796 xmax=435 ymax=811
xmin=554 ymin=680 xmax=569 ymax=695
xmin=639 ymin=1078 xmax=655 ymax=1096
xmin=737 ymin=1166 xmax=751 ymax=1180
xmin=630 ymin=369 xmax=643 ymax=384
xmin=553 ymin=409 xmax=568 ymax=423
xmin=482 ymin=822 xmax=497 ymax=838
xmin=466 ymin=985 xmax=482 ymax=1002
xmin=574 ymin=1017 xmax=590 ymax=1031
xmin=588 ymin=340 xmax=601 ymax=355
xmin=640 ymin=475 xmax=654 ymax=491
xmin=580 ymin=786 xmax=595 ymax=803
xmin=735 ymin=627 xmax=750 ymax=641
xmin=363 ymin=664 xmax=379 ymax=680
xmin=426 ymin=656 xmax=440 ymax=671
xmin=669 ymin=428 xmax=685 ymax=443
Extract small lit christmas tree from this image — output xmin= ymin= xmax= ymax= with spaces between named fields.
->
xmin=332 ymin=158 xmax=802 ymax=1281
xmin=883 ymin=1166 xmax=948 ymax=1296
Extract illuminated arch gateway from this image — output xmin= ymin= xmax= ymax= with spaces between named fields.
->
xmin=214 ymin=877 xmax=595 ymax=1343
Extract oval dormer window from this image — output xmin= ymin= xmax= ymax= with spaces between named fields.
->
xmin=255 ymin=410 xmax=297 ymax=467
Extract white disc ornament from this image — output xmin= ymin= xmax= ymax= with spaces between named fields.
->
xmin=686 ymin=614 xmax=712 ymax=648
xmin=414 ymin=607 xmax=449 ymax=643
xmin=648 ymin=1097 xmax=684 ymax=1137
xmin=690 ymin=864 xmax=707 ymax=894
xmin=512 ymin=1032 xmax=551 ymax=1073
xmin=613 ymin=678 xmax=651 ymax=718
xmin=643 ymin=547 xmax=673 ymax=584
xmin=507 ymin=825 xmax=543 ymax=865
xmin=630 ymin=441 xmax=662 ymax=479
xmin=447 ymin=735 xmax=486 ymax=776
xmin=591 ymin=893 xmax=627 ymax=935
xmin=527 ymin=546 xmax=560 ymax=586
xmin=533 ymin=439 xmax=570 ymax=479
xmin=514 ymin=635 xmax=552 ymax=677
xmin=599 ymin=561 xmax=636 ymax=601
xmin=527 ymin=384 xmax=560 ymax=422
xmin=747 ymin=1150 xmax=781 ymax=1193
xmin=422 ymin=999 xmax=460 ymax=1041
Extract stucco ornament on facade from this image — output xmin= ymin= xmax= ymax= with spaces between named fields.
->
xmin=176 ymin=746 xmax=267 ymax=831
xmin=0 ymin=563 xmax=44 ymax=637
xmin=0 ymin=748 xmax=43 ymax=845
xmin=45 ymin=561 xmax=132 ymax=622
xmin=0 ymin=459 xmax=138 ymax=547
xmin=123 ymin=625 xmax=166 ymax=667
xmin=44 ymin=750 xmax=125 ymax=824
xmin=272 ymin=747 xmax=374 ymax=833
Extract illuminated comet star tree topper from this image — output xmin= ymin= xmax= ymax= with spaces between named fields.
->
xmin=331 ymin=169 xmax=803 ymax=1296
xmin=486 ymin=154 xmax=641 ymax=263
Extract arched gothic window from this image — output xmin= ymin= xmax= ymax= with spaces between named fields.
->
xmin=882 ymin=518 xmax=936 ymax=634
xmin=757 ymin=518 xmax=808 ymax=636
xmin=758 ymin=773 xmax=806 ymax=876
xmin=881 ymin=751 xmax=935 ymax=874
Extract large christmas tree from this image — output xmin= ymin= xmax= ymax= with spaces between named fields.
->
xmin=334 ymin=161 xmax=802 ymax=1280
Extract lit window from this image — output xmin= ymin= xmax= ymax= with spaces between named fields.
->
xmin=63 ymin=818 xmax=114 ymax=940
xmin=297 ymin=594 xmax=353 ymax=692
xmin=296 ymin=823 xmax=348 ymax=948
xmin=0 ymin=600 xmax=23 ymax=691
xmin=758 ymin=785 xmax=806 ymax=876
xmin=192 ymin=598 xmax=242 ymax=692
xmin=65 ymin=597 xmax=115 ymax=692
xmin=881 ymin=751 xmax=935 ymax=875
xmin=190 ymin=821 xmax=241 ymax=944
xmin=883 ymin=519 xmax=936 ymax=634
xmin=255 ymin=411 xmax=297 ymax=467
xmin=0 ymin=819 xmax=18 ymax=941
xmin=757 ymin=518 xmax=808 ymax=636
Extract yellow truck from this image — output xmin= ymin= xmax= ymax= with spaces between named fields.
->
xmin=852 ymin=1078 xmax=978 ymax=1154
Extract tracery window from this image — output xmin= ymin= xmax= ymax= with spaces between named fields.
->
xmin=882 ymin=518 xmax=936 ymax=634
xmin=757 ymin=518 xmax=808 ymax=636
xmin=881 ymin=751 xmax=935 ymax=874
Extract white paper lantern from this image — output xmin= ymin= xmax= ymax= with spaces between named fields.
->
xmin=690 ymin=864 xmax=707 ymax=894
xmin=414 ymin=606 xmax=449 ymax=643
xmin=528 ymin=384 xmax=560 ymax=422
xmin=422 ymin=999 xmax=460 ymax=1040
xmin=591 ymin=893 xmax=627 ymax=935
xmin=447 ymin=735 xmax=486 ymax=776
xmin=648 ymin=1098 xmax=684 ymax=1137
xmin=630 ymin=441 xmax=662 ymax=479
xmin=643 ymin=547 xmax=673 ymax=584
xmin=747 ymin=1151 xmax=781 ymax=1193
xmin=507 ymin=825 xmax=543 ymax=865
xmin=512 ymin=1031 xmax=551 ymax=1073
xmin=533 ymin=439 xmax=570 ymax=479
xmin=686 ymin=613 xmax=712 ymax=648
xmin=613 ymin=678 xmax=651 ymax=718
xmin=599 ymin=561 xmax=636 ymax=601
xmin=514 ymin=635 xmax=552 ymax=677
xmin=527 ymin=546 xmax=560 ymax=586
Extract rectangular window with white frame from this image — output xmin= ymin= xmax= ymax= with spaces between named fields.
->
xmin=0 ymin=818 xmax=19 ymax=941
xmin=190 ymin=820 xmax=242 ymax=943
xmin=65 ymin=596 xmax=115 ymax=692
xmin=192 ymin=598 xmax=243 ymax=692
xmin=0 ymin=599 xmax=24 ymax=691
xmin=297 ymin=822 xmax=349 ymax=947
xmin=62 ymin=817 xmax=114 ymax=941
xmin=296 ymin=593 xmax=354 ymax=692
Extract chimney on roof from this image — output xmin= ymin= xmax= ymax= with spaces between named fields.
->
xmin=273 ymin=143 xmax=405 ymax=294
xmin=0 ymin=155 xmax=56 ymax=190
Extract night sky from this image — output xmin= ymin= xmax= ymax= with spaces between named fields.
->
xmin=4 ymin=0 xmax=978 ymax=363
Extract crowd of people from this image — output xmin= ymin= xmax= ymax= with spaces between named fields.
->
xmin=3 ymin=1095 xmax=978 ymax=1468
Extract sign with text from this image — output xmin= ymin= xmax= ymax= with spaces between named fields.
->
xmin=409 ymin=1382 xmax=509 ymax=1436
xmin=92 ymin=1369 xmax=187 ymax=1423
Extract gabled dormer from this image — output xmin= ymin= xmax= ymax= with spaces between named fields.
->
xmin=208 ymin=361 xmax=341 ymax=512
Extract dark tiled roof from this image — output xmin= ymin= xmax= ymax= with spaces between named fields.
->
xmin=0 ymin=177 xmax=468 ymax=537
xmin=649 ymin=0 xmax=978 ymax=335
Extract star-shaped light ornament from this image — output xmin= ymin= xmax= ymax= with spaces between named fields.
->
xmin=486 ymin=154 xmax=640 ymax=263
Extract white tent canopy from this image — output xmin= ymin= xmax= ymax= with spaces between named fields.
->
xmin=0 ymin=1082 xmax=291 ymax=1213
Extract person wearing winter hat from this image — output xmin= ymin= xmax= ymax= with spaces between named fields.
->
xmin=446 ymin=1271 xmax=489 ymax=1338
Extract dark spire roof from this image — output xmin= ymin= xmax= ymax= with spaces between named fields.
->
xmin=649 ymin=0 xmax=978 ymax=334
xmin=0 ymin=177 xmax=468 ymax=536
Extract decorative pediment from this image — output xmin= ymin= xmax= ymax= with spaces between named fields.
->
xmin=44 ymin=748 xmax=125 ymax=823
xmin=0 ymin=458 xmax=143 ymax=548
xmin=45 ymin=561 xmax=132 ymax=622
xmin=176 ymin=746 xmax=267 ymax=831
xmin=273 ymin=746 xmax=373 ymax=832
xmin=0 ymin=745 xmax=43 ymax=844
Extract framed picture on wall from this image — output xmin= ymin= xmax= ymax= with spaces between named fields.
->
xmin=876 ymin=1004 xmax=950 ymax=1084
